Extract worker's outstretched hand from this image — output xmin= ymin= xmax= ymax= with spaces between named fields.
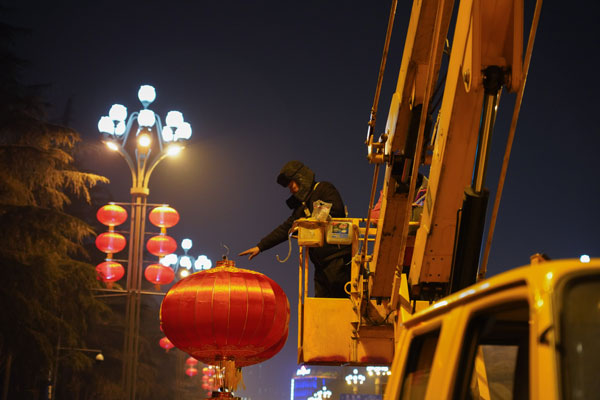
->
xmin=239 ymin=246 xmax=260 ymax=260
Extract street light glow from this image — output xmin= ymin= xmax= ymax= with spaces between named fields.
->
xmin=162 ymin=126 xmax=174 ymax=142
xmin=175 ymin=122 xmax=192 ymax=140
xmin=138 ymin=85 xmax=156 ymax=106
xmin=180 ymin=255 xmax=192 ymax=269
xmin=115 ymin=121 xmax=126 ymax=136
xmin=109 ymin=104 xmax=127 ymax=121
xmin=105 ymin=141 xmax=119 ymax=151
xmin=161 ymin=253 xmax=178 ymax=266
xmin=580 ymin=254 xmax=591 ymax=263
xmin=166 ymin=110 xmax=184 ymax=128
xmin=98 ymin=116 xmax=114 ymax=134
xmin=181 ymin=239 xmax=192 ymax=250
xmin=180 ymin=269 xmax=190 ymax=278
xmin=166 ymin=144 xmax=182 ymax=157
xmin=195 ymin=255 xmax=212 ymax=270
xmin=138 ymin=109 xmax=156 ymax=127
xmin=137 ymin=133 xmax=152 ymax=147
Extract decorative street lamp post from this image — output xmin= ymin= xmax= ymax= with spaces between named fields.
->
xmin=345 ymin=368 xmax=366 ymax=394
xmin=98 ymin=84 xmax=192 ymax=399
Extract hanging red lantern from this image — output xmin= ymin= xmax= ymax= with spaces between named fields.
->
xmin=185 ymin=367 xmax=198 ymax=377
xmin=96 ymin=261 xmax=125 ymax=288
xmin=160 ymin=259 xmax=290 ymax=369
xmin=146 ymin=235 xmax=177 ymax=257
xmin=201 ymin=383 xmax=210 ymax=390
xmin=144 ymin=263 xmax=175 ymax=289
xmin=97 ymin=204 xmax=128 ymax=227
xmin=186 ymin=357 xmax=198 ymax=367
xmin=159 ymin=336 xmax=174 ymax=352
xmin=96 ymin=232 xmax=126 ymax=254
xmin=149 ymin=206 xmax=180 ymax=228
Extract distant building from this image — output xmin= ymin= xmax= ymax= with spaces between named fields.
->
xmin=290 ymin=366 xmax=338 ymax=400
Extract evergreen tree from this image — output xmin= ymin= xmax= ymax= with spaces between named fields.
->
xmin=0 ymin=19 xmax=109 ymax=398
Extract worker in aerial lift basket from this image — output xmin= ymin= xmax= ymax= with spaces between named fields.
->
xmin=239 ymin=160 xmax=351 ymax=298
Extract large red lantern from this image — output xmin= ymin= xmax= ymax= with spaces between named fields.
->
xmin=159 ymin=336 xmax=174 ymax=352
xmin=160 ymin=259 xmax=290 ymax=369
xmin=96 ymin=232 xmax=126 ymax=254
xmin=96 ymin=261 xmax=125 ymax=288
xmin=185 ymin=367 xmax=198 ymax=377
xmin=146 ymin=235 xmax=177 ymax=257
xmin=144 ymin=263 xmax=175 ymax=289
xmin=149 ymin=206 xmax=180 ymax=228
xmin=97 ymin=204 xmax=128 ymax=227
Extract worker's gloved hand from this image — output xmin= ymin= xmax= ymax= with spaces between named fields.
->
xmin=239 ymin=246 xmax=260 ymax=260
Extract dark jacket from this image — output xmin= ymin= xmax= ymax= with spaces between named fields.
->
xmin=257 ymin=161 xmax=350 ymax=266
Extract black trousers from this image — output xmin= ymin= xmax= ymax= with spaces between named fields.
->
xmin=313 ymin=249 xmax=352 ymax=298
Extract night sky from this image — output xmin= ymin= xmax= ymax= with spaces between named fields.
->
xmin=4 ymin=0 xmax=599 ymax=398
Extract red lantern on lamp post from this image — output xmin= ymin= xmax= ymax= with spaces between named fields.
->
xmin=160 ymin=259 xmax=290 ymax=396
xmin=144 ymin=263 xmax=175 ymax=290
xmin=185 ymin=367 xmax=198 ymax=377
xmin=96 ymin=232 xmax=127 ymax=255
xmin=97 ymin=204 xmax=128 ymax=228
xmin=146 ymin=235 xmax=177 ymax=257
xmin=149 ymin=206 xmax=180 ymax=229
xmin=96 ymin=261 xmax=125 ymax=288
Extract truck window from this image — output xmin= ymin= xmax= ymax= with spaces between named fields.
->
xmin=399 ymin=329 xmax=440 ymax=400
xmin=453 ymin=301 xmax=529 ymax=400
xmin=560 ymin=275 xmax=600 ymax=400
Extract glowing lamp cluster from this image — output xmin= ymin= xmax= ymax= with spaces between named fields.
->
xmin=95 ymin=204 xmax=128 ymax=288
xmin=160 ymin=258 xmax=290 ymax=393
xmin=98 ymin=85 xmax=192 ymax=156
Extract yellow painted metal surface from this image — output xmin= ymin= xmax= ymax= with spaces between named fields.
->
xmin=384 ymin=259 xmax=600 ymax=399
xmin=299 ymin=297 xmax=394 ymax=365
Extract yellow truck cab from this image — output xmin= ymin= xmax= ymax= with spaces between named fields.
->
xmin=383 ymin=259 xmax=600 ymax=400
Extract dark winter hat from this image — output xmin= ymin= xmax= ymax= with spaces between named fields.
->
xmin=276 ymin=160 xmax=315 ymax=202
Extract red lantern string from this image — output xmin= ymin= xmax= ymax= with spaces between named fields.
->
xmin=96 ymin=232 xmax=127 ymax=255
xmin=146 ymin=235 xmax=177 ymax=257
xmin=148 ymin=206 xmax=180 ymax=228
xmin=97 ymin=204 xmax=128 ymax=228
xmin=96 ymin=261 xmax=125 ymax=288
xmin=144 ymin=263 xmax=175 ymax=290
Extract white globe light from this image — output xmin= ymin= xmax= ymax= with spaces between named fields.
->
xmin=137 ymin=109 xmax=156 ymax=127
xmin=181 ymin=239 xmax=192 ymax=250
xmin=138 ymin=85 xmax=156 ymax=105
xmin=180 ymin=269 xmax=190 ymax=278
xmin=580 ymin=254 xmax=591 ymax=263
xmin=115 ymin=121 xmax=126 ymax=136
xmin=165 ymin=111 xmax=184 ymax=128
xmin=109 ymin=104 xmax=127 ymax=122
xmin=161 ymin=253 xmax=178 ymax=266
xmin=195 ymin=255 xmax=212 ymax=270
xmin=98 ymin=116 xmax=115 ymax=134
xmin=180 ymin=256 xmax=192 ymax=269
xmin=174 ymin=122 xmax=192 ymax=140
xmin=161 ymin=126 xmax=174 ymax=142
